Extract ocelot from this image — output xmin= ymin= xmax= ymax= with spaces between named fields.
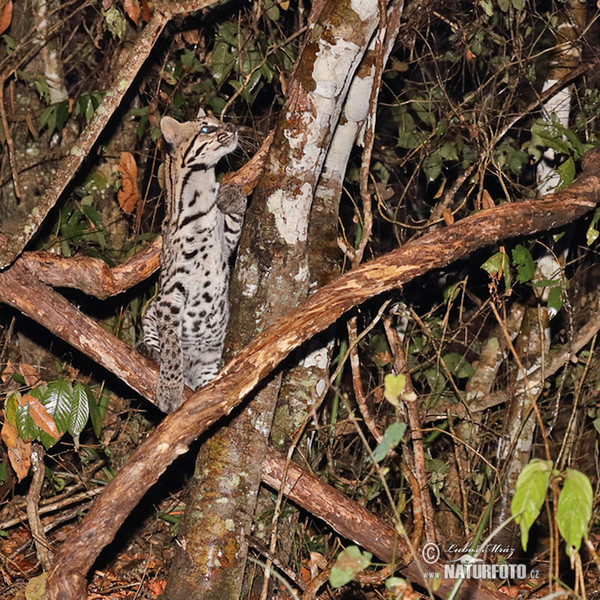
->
xmin=137 ymin=110 xmax=246 ymax=413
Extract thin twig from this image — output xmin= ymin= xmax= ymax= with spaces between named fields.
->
xmin=26 ymin=443 xmax=53 ymax=570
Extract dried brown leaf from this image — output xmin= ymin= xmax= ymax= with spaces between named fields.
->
xmin=1 ymin=418 xmax=31 ymax=481
xmin=140 ymin=0 xmax=151 ymax=21
xmin=123 ymin=0 xmax=139 ymax=23
xmin=24 ymin=394 xmax=60 ymax=439
xmin=117 ymin=151 xmax=138 ymax=214
xmin=20 ymin=363 xmax=42 ymax=387
xmin=1 ymin=359 xmax=15 ymax=384
xmin=0 ymin=0 xmax=13 ymax=36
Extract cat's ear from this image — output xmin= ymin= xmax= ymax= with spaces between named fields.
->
xmin=196 ymin=107 xmax=206 ymax=118
xmin=161 ymin=116 xmax=183 ymax=147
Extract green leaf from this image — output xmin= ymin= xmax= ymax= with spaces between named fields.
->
xmin=481 ymin=251 xmax=507 ymax=275
xmin=443 ymin=352 xmax=475 ymax=379
xmin=103 ymin=6 xmax=126 ymax=40
xmin=16 ymin=404 xmax=40 ymax=442
xmin=211 ymin=41 xmax=236 ymax=84
xmin=44 ymin=379 xmax=73 ymax=435
xmin=69 ymin=384 xmax=90 ymax=436
xmin=412 ymin=98 xmax=436 ymax=128
xmin=547 ymin=286 xmax=563 ymax=315
xmin=384 ymin=373 xmax=406 ymax=406
xmin=330 ymin=546 xmax=372 ymax=588
xmin=372 ymin=422 xmax=406 ymax=462
xmin=424 ymin=151 xmax=443 ymax=182
xmin=34 ymin=77 xmax=51 ymax=104
xmin=216 ymin=22 xmax=240 ymax=46
xmin=511 ymin=459 xmax=553 ymax=551
xmin=5 ymin=393 xmax=19 ymax=425
xmin=86 ymin=386 xmax=103 ymax=438
xmin=556 ymin=157 xmax=576 ymax=189
xmin=479 ymin=0 xmax=493 ymax=17
xmin=557 ymin=469 xmax=593 ymax=556
xmin=2 ymin=34 xmax=17 ymax=53
xmin=512 ymin=244 xmax=535 ymax=284
xmin=586 ymin=208 xmax=600 ymax=246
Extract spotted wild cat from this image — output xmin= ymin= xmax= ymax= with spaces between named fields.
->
xmin=137 ymin=110 xmax=246 ymax=412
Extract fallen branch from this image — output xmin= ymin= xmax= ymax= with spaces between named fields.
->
xmin=0 ymin=148 xmax=598 ymax=597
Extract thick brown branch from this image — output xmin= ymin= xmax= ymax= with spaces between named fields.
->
xmin=0 ymin=149 xmax=597 ymax=598
xmin=19 ymin=238 xmax=161 ymax=300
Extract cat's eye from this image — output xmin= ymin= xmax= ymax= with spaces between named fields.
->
xmin=200 ymin=125 xmax=215 ymax=134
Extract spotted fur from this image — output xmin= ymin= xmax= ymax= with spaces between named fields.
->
xmin=137 ymin=111 xmax=245 ymax=412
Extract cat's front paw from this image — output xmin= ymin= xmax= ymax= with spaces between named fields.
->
xmin=217 ymin=184 xmax=246 ymax=215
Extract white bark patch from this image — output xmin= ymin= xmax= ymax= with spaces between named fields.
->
xmin=294 ymin=262 xmax=309 ymax=283
xmin=313 ymin=38 xmax=361 ymax=100
xmin=350 ymin=0 xmax=378 ymax=21
xmin=301 ymin=346 xmax=330 ymax=370
xmin=267 ymin=185 xmax=311 ymax=244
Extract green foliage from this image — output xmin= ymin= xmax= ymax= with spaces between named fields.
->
xmin=528 ymin=118 xmax=593 ymax=164
xmin=586 ymin=208 xmax=600 ymax=246
xmin=330 ymin=546 xmax=372 ymax=588
xmin=481 ymin=251 xmax=508 ymax=276
xmin=1 ymin=33 xmax=16 ymax=53
xmin=512 ymin=460 xmax=593 ymax=557
xmin=443 ymin=352 xmax=475 ymax=379
xmin=6 ymin=380 xmax=101 ymax=450
xmin=160 ymin=12 xmax=297 ymax=116
xmin=74 ymin=92 xmax=105 ymax=123
xmin=372 ymin=422 xmax=406 ymax=462
xmin=511 ymin=244 xmax=535 ymax=284
xmin=103 ymin=6 xmax=127 ymax=41
xmin=511 ymin=459 xmax=553 ymax=551
xmin=383 ymin=373 xmax=406 ymax=406
xmin=39 ymin=101 xmax=70 ymax=138
xmin=557 ymin=469 xmax=593 ymax=557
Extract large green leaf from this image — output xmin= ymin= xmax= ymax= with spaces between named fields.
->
xmin=557 ymin=469 xmax=593 ymax=556
xmin=69 ymin=383 xmax=90 ymax=436
xmin=511 ymin=459 xmax=553 ymax=550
